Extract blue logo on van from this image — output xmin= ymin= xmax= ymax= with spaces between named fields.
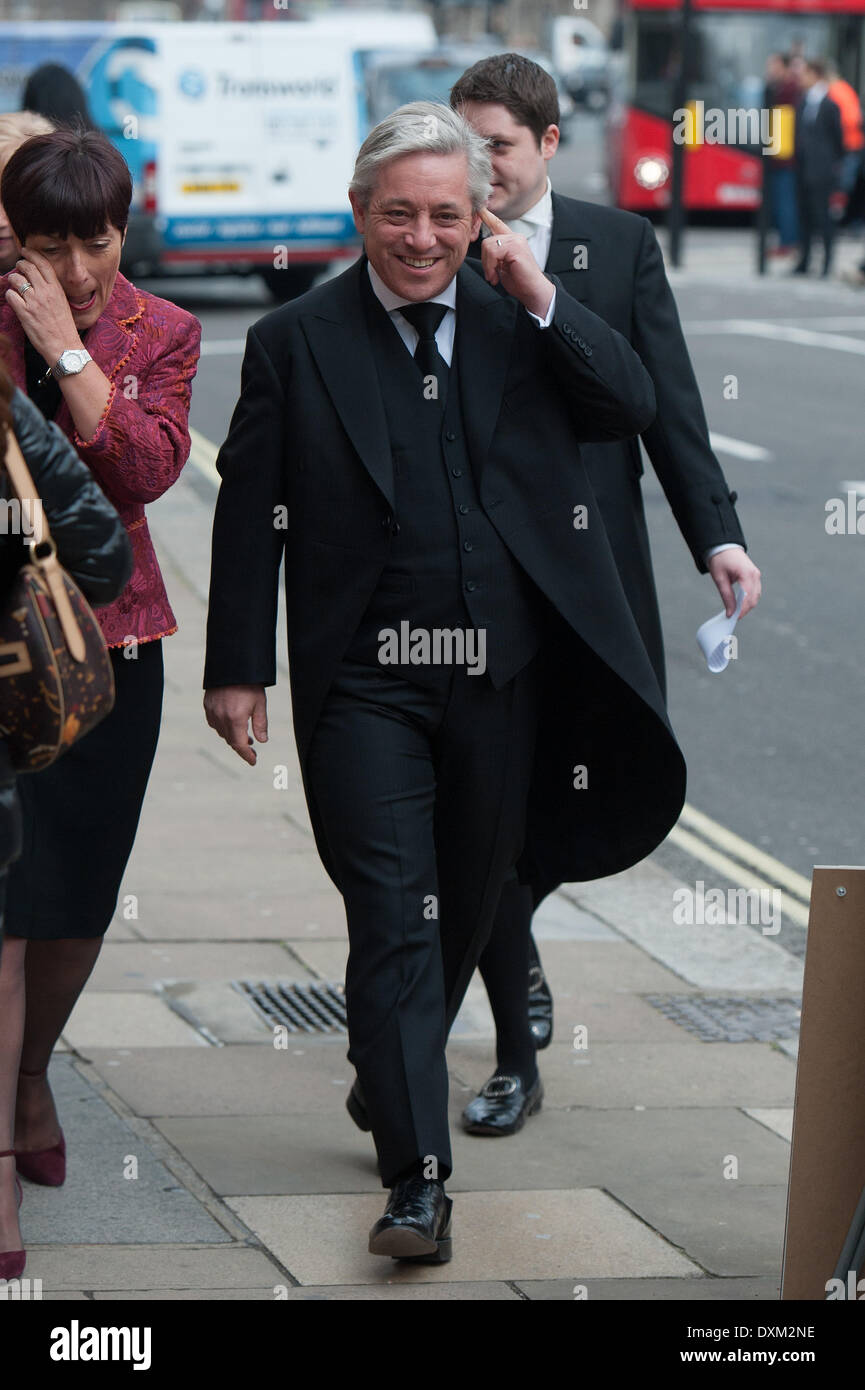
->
xmin=179 ymin=69 xmax=206 ymax=99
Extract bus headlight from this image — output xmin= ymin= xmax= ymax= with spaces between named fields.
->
xmin=634 ymin=156 xmax=670 ymax=190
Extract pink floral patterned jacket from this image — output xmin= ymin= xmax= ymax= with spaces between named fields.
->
xmin=0 ymin=272 xmax=201 ymax=647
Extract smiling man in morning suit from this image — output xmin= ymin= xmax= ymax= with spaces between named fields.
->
xmin=204 ymin=101 xmax=686 ymax=1264
xmin=448 ymin=55 xmax=763 ymax=1138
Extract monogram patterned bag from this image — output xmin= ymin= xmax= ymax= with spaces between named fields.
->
xmin=0 ymin=425 xmax=115 ymax=772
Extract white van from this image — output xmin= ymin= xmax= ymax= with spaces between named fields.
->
xmin=0 ymin=14 xmax=436 ymax=298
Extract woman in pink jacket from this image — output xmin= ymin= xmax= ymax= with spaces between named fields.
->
xmin=0 ymin=129 xmax=200 ymax=1267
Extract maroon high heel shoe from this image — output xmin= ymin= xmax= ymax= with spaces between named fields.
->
xmin=0 ymin=1150 xmax=25 ymax=1280
xmin=15 ymin=1067 xmax=66 ymax=1187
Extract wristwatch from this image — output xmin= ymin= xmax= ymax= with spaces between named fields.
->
xmin=50 ymin=348 xmax=93 ymax=379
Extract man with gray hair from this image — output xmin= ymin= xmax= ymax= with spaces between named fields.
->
xmin=204 ymin=102 xmax=685 ymax=1262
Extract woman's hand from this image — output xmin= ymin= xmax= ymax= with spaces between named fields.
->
xmin=5 ymin=250 xmax=83 ymax=365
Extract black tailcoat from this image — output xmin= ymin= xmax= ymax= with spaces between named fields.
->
xmin=469 ymin=194 xmax=747 ymax=695
xmin=204 ymin=256 xmax=687 ymax=908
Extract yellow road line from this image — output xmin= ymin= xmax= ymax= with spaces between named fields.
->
xmin=668 ymin=825 xmax=810 ymax=928
xmin=678 ymin=803 xmax=812 ymax=906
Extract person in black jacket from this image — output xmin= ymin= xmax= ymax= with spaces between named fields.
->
xmin=0 ymin=351 xmax=131 ymax=1278
xmin=204 ymin=101 xmax=686 ymax=1261
xmin=793 ymin=58 xmax=844 ymax=277
xmin=442 ymin=54 xmax=763 ymax=1135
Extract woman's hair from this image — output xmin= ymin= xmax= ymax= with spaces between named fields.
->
xmin=0 ymin=111 xmax=54 ymax=174
xmin=0 ymin=128 xmax=132 ymax=245
xmin=22 ymin=64 xmax=94 ymax=131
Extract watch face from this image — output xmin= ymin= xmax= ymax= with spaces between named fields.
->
xmin=57 ymin=350 xmax=90 ymax=376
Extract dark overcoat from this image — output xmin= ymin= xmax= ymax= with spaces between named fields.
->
xmin=204 ymin=256 xmax=687 ymax=907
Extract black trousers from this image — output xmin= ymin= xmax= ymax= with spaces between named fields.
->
xmin=797 ymin=177 xmax=836 ymax=271
xmin=306 ymin=656 xmax=540 ymax=1187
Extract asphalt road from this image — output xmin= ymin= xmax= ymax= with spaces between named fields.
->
xmin=140 ymin=111 xmax=865 ymax=893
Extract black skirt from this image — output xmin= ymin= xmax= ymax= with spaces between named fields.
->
xmin=4 ymin=639 xmax=164 ymax=940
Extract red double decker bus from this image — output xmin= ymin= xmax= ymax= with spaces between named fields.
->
xmin=608 ymin=0 xmax=865 ymax=211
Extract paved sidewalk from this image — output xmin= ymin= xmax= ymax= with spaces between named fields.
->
xmin=13 ymin=465 xmax=801 ymax=1301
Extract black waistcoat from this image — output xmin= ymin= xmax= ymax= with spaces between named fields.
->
xmin=344 ymin=273 xmax=544 ymax=689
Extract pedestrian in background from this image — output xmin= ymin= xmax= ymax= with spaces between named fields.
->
xmin=22 ymin=64 xmax=95 ymax=133
xmin=0 ymin=349 xmax=132 ymax=1279
xmin=0 ymin=129 xmax=200 ymax=1247
xmin=763 ymin=52 xmax=800 ymax=254
xmin=793 ymin=58 xmax=844 ymax=277
xmin=445 ymin=53 xmax=761 ymax=1135
xmin=826 ymin=61 xmax=864 ymax=199
xmin=0 ymin=113 xmax=54 ymax=275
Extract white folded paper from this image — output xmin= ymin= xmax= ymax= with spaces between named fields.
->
xmin=696 ymin=582 xmax=745 ymax=673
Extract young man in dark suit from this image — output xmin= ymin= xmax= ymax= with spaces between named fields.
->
xmin=793 ymin=57 xmax=844 ymax=277
xmin=448 ymin=54 xmax=763 ymax=1136
xmin=204 ymin=101 xmax=687 ymax=1261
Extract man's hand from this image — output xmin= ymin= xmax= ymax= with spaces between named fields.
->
xmin=479 ymin=208 xmax=554 ymax=320
xmin=204 ymin=684 xmax=268 ymax=766
xmin=707 ymin=550 xmax=762 ymax=619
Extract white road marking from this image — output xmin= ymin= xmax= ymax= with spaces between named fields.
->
xmin=187 ymin=426 xmax=220 ymax=484
xmin=709 ymin=432 xmax=773 ymax=462
xmin=685 ymin=319 xmax=865 ymax=355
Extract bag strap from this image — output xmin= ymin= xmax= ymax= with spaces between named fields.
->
xmin=2 ymin=423 xmax=86 ymax=662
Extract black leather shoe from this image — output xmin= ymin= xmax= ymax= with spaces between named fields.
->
xmin=462 ymin=1073 xmax=544 ymax=1136
xmin=528 ymin=961 xmax=553 ymax=1050
xmin=345 ymin=1079 xmax=370 ymax=1132
xmin=368 ymin=1177 xmax=453 ymax=1262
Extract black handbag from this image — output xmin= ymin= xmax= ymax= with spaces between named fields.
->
xmin=0 ymin=423 xmax=115 ymax=772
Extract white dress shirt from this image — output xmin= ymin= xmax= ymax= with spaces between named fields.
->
xmin=367 ymin=257 xmax=555 ymax=366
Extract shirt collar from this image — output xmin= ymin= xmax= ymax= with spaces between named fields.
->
xmin=807 ymin=82 xmax=828 ymax=103
xmin=481 ymin=177 xmax=553 ymax=240
xmin=367 ymin=260 xmax=457 ymax=315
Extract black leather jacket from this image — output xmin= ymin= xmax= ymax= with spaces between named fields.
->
xmin=0 ymin=387 xmax=133 ymax=883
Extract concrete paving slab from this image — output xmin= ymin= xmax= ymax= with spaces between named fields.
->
xmin=124 ymin=888 xmax=346 ymax=941
xmin=444 ymin=1106 xmax=792 ymax=1194
xmin=92 ymin=1288 xmax=283 ymax=1300
xmin=227 ymin=1189 xmax=701 ymax=1285
xmin=533 ymin=891 xmax=618 ymax=941
xmin=526 ymin=940 xmax=701 ymax=996
xmin=606 ymin=1180 xmax=787 ymax=1277
xmin=744 ymin=1108 xmax=794 ymax=1142
xmin=84 ymin=1042 xmax=353 ymax=1117
xmin=159 ymin=981 xmax=274 ymax=1043
xmin=26 ymin=1244 xmax=280 ymax=1291
xmin=62 ymin=993 xmax=208 ymax=1051
xmin=515 ymin=1276 xmax=781 ymax=1300
xmin=288 ymin=940 xmax=350 ymax=980
xmin=565 ymin=864 xmax=804 ymax=993
xmin=154 ymin=1114 xmax=382 ymax=1194
xmin=18 ymin=1060 xmax=230 ymax=1248
xmin=447 ymin=1040 xmax=796 ymax=1110
xmin=88 ymin=942 xmax=298 ymax=991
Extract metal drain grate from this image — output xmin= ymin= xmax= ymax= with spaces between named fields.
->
xmin=644 ymin=994 xmax=801 ymax=1043
xmin=234 ymin=980 xmax=347 ymax=1035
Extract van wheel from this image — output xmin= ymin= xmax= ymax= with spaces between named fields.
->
xmin=261 ymin=265 xmax=320 ymax=302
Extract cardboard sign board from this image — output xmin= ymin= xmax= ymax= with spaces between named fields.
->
xmin=782 ymin=867 xmax=865 ymax=1300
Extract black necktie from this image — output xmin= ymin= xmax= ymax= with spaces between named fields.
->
xmin=399 ymin=301 xmax=449 ymax=406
